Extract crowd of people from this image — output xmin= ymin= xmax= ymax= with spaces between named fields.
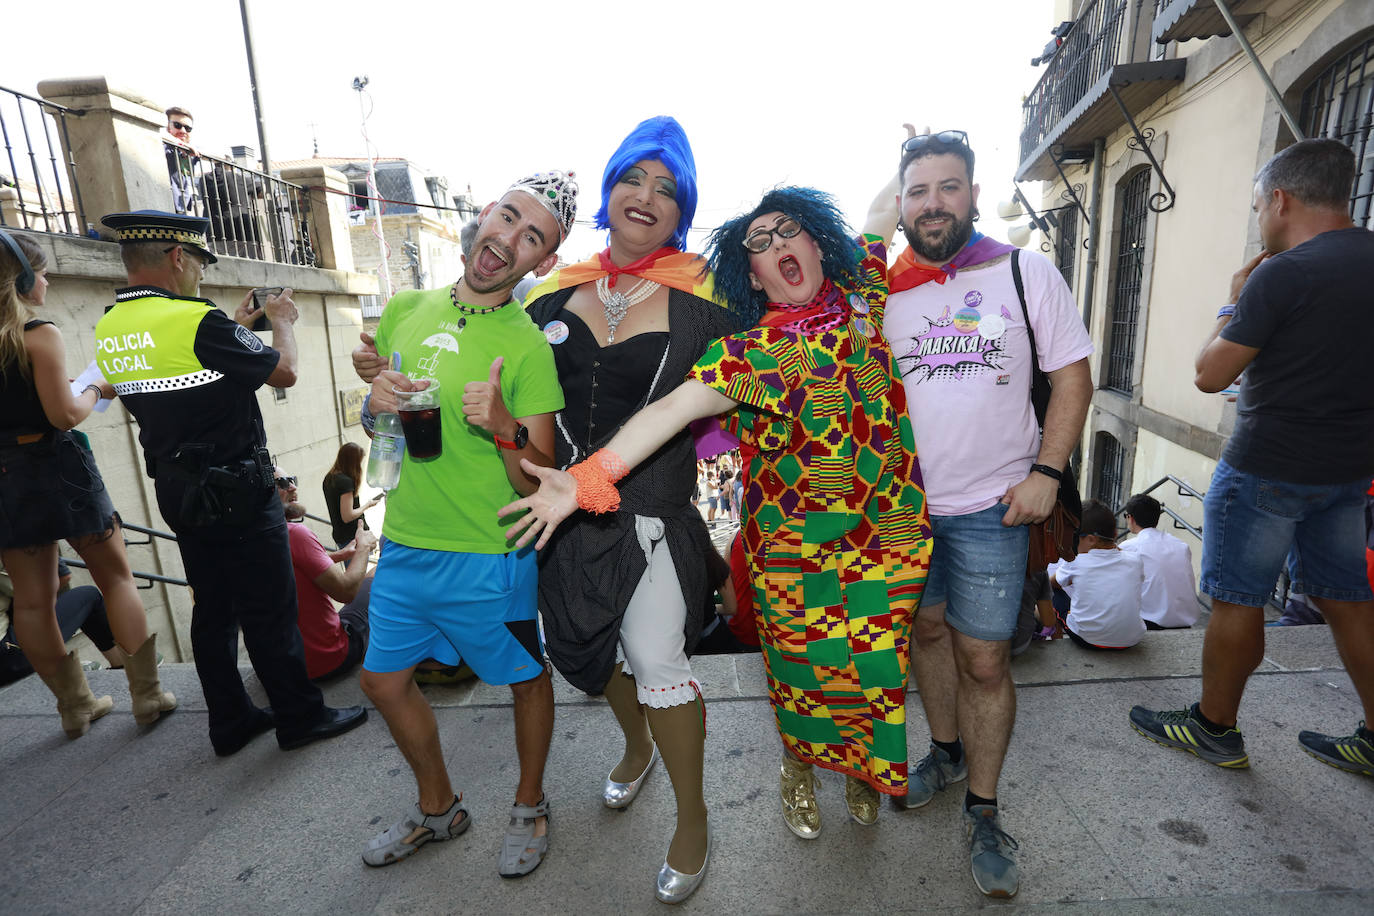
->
xmin=1 ymin=117 xmax=1371 ymax=905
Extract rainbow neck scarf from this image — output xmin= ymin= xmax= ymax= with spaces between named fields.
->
xmin=522 ymin=246 xmax=722 ymax=306
xmin=889 ymin=231 xmax=1017 ymax=293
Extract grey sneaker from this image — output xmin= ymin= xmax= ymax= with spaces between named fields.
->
xmin=964 ymin=804 xmax=1019 ymax=898
xmin=892 ymin=743 xmax=967 ymax=809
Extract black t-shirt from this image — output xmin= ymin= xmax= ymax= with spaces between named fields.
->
xmin=0 ymin=320 xmax=54 ymax=433
xmin=323 ymin=472 xmax=366 ymax=546
xmin=110 ymin=288 xmax=280 ymax=464
xmin=1221 ymin=228 xmax=1374 ymax=483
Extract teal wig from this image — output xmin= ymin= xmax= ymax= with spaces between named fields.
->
xmin=706 ymin=186 xmax=863 ymax=325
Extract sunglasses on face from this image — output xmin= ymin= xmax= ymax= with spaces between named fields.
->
xmin=901 ymin=129 xmax=969 ymax=154
xmin=274 ymin=476 xmax=297 ymax=489
xmin=743 ymin=216 xmax=802 ymax=253
xmin=170 ymin=121 xmax=193 ymax=133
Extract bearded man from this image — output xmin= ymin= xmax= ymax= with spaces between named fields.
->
xmin=879 ymin=131 xmax=1093 ymax=898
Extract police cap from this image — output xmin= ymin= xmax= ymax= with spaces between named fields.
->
xmin=101 ymin=210 xmax=218 ymax=264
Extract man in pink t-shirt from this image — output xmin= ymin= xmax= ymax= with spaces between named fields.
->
xmin=276 ymin=468 xmax=376 ymax=680
xmin=878 ymin=130 xmax=1093 ymax=899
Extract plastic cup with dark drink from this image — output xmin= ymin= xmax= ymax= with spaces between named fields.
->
xmin=395 ymin=379 xmax=442 ymax=461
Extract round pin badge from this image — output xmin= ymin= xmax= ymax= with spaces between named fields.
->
xmin=543 ymin=320 xmax=569 ymax=345
xmin=848 ymin=293 xmax=870 ymax=315
xmin=854 ymin=317 xmax=875 ymax=338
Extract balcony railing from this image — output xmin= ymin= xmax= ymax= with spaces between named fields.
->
xmin=164 ymin=142 xmax=316 ymax=266
xmin=1020 ymin=0 xmax=1133 ymax=165
xmin=0 ymin=85 xmax=86 ymax=235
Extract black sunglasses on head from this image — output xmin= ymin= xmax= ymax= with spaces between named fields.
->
xmin=901 ymin=130 xmax=969 ymax=154
xmin=170 ymin=121 xmax=193 ymax=133
xmin=274 ymin=476 xmax=297 ymax=489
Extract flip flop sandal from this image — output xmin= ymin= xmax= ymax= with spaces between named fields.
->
xmin=498 ymin=796 xmax=550 ymax=878
xmin=362 ymin=795 xmax=469 ymax=867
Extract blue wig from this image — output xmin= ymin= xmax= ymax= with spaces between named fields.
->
xmin=593 ymin=116 xmax=698 ymax=251
xmin=706 ymin=186 xmax=863 ymax=326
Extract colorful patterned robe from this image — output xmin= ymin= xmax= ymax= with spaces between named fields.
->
xmin=686 ymin=236 xmax=933 ymax=793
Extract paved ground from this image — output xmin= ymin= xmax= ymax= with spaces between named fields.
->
xmin=2 ymin=625 xmax=1371 ymax=915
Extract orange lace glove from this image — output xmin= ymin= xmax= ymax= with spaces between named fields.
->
xmin=567 ymin=448 xmax=629 ymax=514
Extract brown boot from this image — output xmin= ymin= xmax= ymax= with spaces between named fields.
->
xmin=38 ymin=651 xmax=114 ymax=738
xmin=123 ymin=633 xmax=177 ymax=726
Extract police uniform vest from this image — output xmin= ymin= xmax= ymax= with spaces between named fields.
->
xmin=96 ymin=286 xmax=279 ymax=473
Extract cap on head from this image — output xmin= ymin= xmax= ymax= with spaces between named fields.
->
xmin=101 ymin=210 xmax=218 ymax=264
xmin=505 ymin=170 xmax=578 ymax=243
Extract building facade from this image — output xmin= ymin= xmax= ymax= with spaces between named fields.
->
xmin=1017 ymin=0 xmax=1372 ymax=548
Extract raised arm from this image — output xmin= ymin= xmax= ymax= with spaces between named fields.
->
xmin=28 ymin=324 xmax=111 ymax=430
xmin=500 ymin=380 xmax=738 ymax=549
xmin=862 ymin=123 xmax=919 ymax=244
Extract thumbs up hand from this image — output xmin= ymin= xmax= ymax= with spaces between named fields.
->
xmin=463 ymin=356 xmax=515 ymax=438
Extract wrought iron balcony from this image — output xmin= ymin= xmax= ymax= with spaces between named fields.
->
xmin=1152 ymin=0 xmax=1258 ymax=45
xmin=1017 ymin=0 xmax=1185 ymax=181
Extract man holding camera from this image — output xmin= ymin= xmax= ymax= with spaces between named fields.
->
xmin=97 ymin=210 xmax=366 ymax=757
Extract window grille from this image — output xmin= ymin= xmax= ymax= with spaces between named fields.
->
xmin=1299 ymin=34 xmax=1374 ymax=227
xmin=1104 ymin=169 xmax=1150 ymax=394
xmin=1056 ymin=208 xmax=1079 ymax=290
xmin=1093 ymin=431 xmax=1125 ymax=511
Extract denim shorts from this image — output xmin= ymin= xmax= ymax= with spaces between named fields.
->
xmin=364 ymin=540 xmax=544 ymax=683
xmin=921 ymin=502 xmax=1029 ymax=641
xmin=1201 ymin=458 xmax=1373 ymax=607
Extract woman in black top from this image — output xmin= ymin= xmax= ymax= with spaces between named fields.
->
xmin=523 ymin=117 xmax=745 ymax=903
xmin=0 ymin=230 xmax=175 ymax=737
xmin=322 ymin=441 xmax=380 ymax=548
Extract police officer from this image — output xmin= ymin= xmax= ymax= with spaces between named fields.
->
xmin=96 ymin=210 xmax=366 ymax=756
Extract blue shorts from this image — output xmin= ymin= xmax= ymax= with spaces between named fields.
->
xmin=1201 ymin=458 xmax=1373 ymax=607
xmin=363 ymin=541 xmax=545 ymax=684
xmin=921 ymin=502 xmax=1029 ymax=641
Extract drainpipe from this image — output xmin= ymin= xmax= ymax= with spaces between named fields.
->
xmin=1081 ymin=137 xmax=1106 ymax=331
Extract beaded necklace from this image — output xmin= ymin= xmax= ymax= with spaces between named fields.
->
xmin=449 ymin=281 xmax=512 ymax=329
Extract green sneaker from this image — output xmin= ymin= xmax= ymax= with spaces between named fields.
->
xmin=964 ymin=805 xmax=1019 ymax=898
xmin=892 ymin=743 xmax=967 ymax=809
xmin=1129 ymin=702 xmax=1249 ymax=768
xmin=1298 ymin=721 xmax=1374 ymax=777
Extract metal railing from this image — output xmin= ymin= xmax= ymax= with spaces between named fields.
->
xmin=1020 ymin=0 xmax=1132 ymax=163
xmin=1116 ymin=474 xmax=1204 ymax=540
xmin=62 ymin=521 xmax=187 ymax=589
xmin=164 ymin=142 xmax=316 ymax=266
xmin=0 ymin=85 xmax=86 ymax=235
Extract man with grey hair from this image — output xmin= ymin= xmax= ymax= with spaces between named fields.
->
xmin=1131 ymin=139 xmax=1374 ymax=779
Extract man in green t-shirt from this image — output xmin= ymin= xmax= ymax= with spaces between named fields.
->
xmin=352 ymin=171 xmax=576 ymax=877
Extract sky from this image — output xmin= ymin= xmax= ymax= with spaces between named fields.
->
xmin=8 ymin=0 xmax=1055 ymax=262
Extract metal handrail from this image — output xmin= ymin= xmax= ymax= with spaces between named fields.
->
xmin=163 ymin=142 xmax=316 ymax=266
xmin=0 ymin=83 xmax=87 ymax=235
xmin=1113 ymin=474 xmax=1203 ymax=540
xmin=62 ymin=556 xmax=187 ymax=589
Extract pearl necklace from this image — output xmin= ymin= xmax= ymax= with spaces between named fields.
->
xmin=595 ymin=275 xmax=661 ymax=343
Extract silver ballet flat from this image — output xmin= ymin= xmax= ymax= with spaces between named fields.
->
xmin=654 ymin=825 xmax=711 ymax=904
xmin=602 ymin=746 xmax=658 ymax=809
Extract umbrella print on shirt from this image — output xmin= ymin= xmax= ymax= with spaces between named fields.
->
xmin=416 ymin=331 xmax=460 ymax=376
xmin=898 ymin=295 xmax=1014 ymax=382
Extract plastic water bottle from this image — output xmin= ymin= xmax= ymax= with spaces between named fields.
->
xmin=366 ymin=411 xmax=405 ymax=491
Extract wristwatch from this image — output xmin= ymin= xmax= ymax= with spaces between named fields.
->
xmin=494 ymin=424 xmax=529 ymax=450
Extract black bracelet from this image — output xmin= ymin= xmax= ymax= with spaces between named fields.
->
xmin=1030 ymin=463 xmax=1063 ymax=482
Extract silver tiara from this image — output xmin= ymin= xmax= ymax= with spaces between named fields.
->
xmin=506 ymin=170 xmax=578 ymax=242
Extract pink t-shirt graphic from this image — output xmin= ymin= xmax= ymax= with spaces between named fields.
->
xmin=883 ymin=250 xmax=1092 ymax=517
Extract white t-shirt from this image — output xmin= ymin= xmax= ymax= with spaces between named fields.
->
xmin=1119 ymin=527 xmax=1200 ymax=627
xmin=1051 ymin=548 xmax=1147 ymax=648
xmin=884 ymin=250 xmax=1093 ymax=517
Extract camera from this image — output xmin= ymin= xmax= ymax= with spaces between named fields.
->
xmin=250 ymin=287 xmax=284 ymax=332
